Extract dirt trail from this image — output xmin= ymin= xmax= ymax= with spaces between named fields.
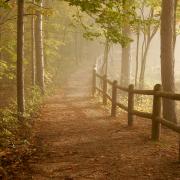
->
xmin=17 ymin=63 xmax=180 ymax=179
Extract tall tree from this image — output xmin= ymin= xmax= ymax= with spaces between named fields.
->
xmin=100 ymin=37 xmax=110 ymax=76
xmin=120 ymin=26 xmax=131 ymax=86
xmin=120 ymin=0 xmax=131 ymax=87
xmin=17 ymin=0 xmax=25 ymax=119
xmin=139 ymin=7 xmax=159 ymax=89
xmin=31 ymin=0 xmax=36 ymax=86
xmin=135 ymin=24 xmax=140 ymax=87
xmin=35 ymin=0 xmax=45 ymax=94
xmin=161 ymin=0 xmax=176 ymax=123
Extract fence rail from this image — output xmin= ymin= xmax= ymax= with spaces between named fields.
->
xmin=92 ymin=68 xmax=180 ymax=160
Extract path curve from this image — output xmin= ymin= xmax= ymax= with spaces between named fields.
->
xmin=17 ymin=62 xmax=180 ymax=179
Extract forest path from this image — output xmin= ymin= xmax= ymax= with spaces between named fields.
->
xmin=19 ymin=62 xmax=180 ymax=180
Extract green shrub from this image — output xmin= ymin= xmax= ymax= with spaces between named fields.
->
xmin=0 ymin=86 xmax=43 ymax=148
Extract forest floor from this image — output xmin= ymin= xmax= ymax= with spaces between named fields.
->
xmin=9 ymin=62 xmax=180 ymax=179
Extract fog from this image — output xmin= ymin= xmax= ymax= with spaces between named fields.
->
xmin=95 ymin=33 xmax=180 ymax=91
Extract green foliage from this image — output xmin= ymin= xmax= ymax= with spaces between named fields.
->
xmin=44 ymin=1 xmax=86 ymax=86
xmin=25 ymin=87 xmax=43 ymax=116
xmin=0 ymin=106 xmax=18 ymax=147
xmin=64 ymin=0 xmax=163 ymax=48
xmin=64 ymin=0 xmax=138 ymax=46
xmin=0 ymin=87 xmax=43 ymax=147
xmin=0 ymin=58 xmax=16 ymax=80
xmin=0 ymin=0 xmax=97 ymax=150
xmin=68 ymin=0 xmax=102 ymax=13
xmin=0 ymin=0 xmax=12 ymax=9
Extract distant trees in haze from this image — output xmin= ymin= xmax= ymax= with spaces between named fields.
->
xmin=64 ymin=0 xmax=160 ymax=87
xmin=15 ymin=0 xmax=91 ymax=118
xmin=65 ymin=0 xmax=180 ymax=123
xmin=0 ymin=0 xmax=94 ymax=144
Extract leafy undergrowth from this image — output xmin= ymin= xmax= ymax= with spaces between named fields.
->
xmin=0 ymin=86 xmax=43 ymax=178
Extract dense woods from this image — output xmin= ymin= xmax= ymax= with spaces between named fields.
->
xmin=0 ymin=0 xmax=94 ymax=139
xmin=1 ymin=0 xmax=180 ymax=178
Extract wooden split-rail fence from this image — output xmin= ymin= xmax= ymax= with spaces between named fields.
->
xmin=92 ymin=68 xmax=180 ymax=160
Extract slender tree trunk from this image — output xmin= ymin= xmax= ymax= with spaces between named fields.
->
xmin=120 ymin=27 xmax=131 ymax=87
xmin=17 ymin=0 xmax=25 ymax=118
xmin=0 ymin=10 xmax=4 ymax=61
xmin=140 ymin=33 xmax=146 ymax=88
xmin=74 ymin=32 xmax=79 ymax=65
xmin=174 ymin=0 xmax=178 ymax=50
xmin=0 ymin=30 xmax=3 ymax=60
xmin=35 ymin=0 xmax=45 ymax=94
xmin=104 ymin=39 xmax=110 ymax=76
xmin=139 ymin=23 xmax=159 ymax=89
xmin=78 ymin=34 xmax=83 ymax=63
xmin=101 ymin=38 xmax=110 ymax=76
xmin=161 ymin=0 xmax=176 ymax=123
xmin=31 ymin=0 xmax=35 ymax=86
xmin=120 ymin=0 xmax=131 ymax=87
xmin=135 ymin=29 xmax=140 ymax=87
xmin=139 ymin=38 xmax=151 ymax=89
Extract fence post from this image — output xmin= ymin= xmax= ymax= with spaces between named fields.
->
xmin=128 ymin=84 xmax=134 ymax=126
xmin=103 ymin=75 xmax=107 ymax=105
xmin=92 ymin=67 xmax=96 ymax=96
xmin=151 ymin=84 xmax=162 ymax=141
xmin=111 ymin=80 xmax=117 ymax=117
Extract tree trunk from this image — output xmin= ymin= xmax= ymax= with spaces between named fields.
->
xmin=161 ymin=0 xmax=176 ymax=123
xmin=120 ymin=0 xmax=131 ymax=87
xmin=139 ymin=21 xmax=159 ymax=89
xmin=174 ymin=0 xmax=178 ymax=50
xmin=78 ymin=33 xmax=83 ymax=63
xmin=120 ymin=27 xmax=131 ymax=87
xmin=139 ymin=38 xmax=151 ymax=89
xmin=74 ymin=32 xmax=79 ymax=65
xmin=100 ymin=38 xmax=110 ymax=76
xmin=31 ymin=0 xmax=35 ymax=86
xmin=17 ymin=0 xmax=25 ymax=118
xmin=35 ymin=0 xmax=45 ymax=94
xmin=135 ymin=28 xmax=140 ymax=88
